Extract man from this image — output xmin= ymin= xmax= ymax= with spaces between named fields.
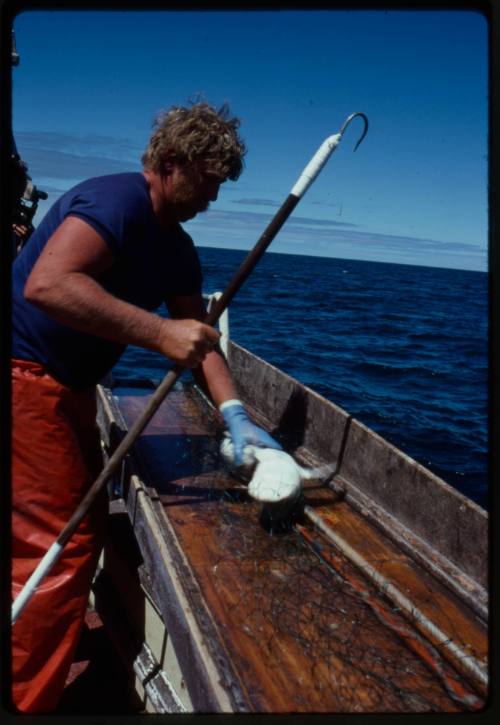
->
xmin=11 ymin=101 xmax=280 ymax=713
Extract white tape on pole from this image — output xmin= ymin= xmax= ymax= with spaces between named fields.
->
xmin=12 ymin=540 xmax=64 ymax=624
xmin=290 ymin=133 xmax=341 ymax=198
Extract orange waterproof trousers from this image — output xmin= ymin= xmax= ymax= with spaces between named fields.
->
xmin=11 ymin=359 xmax=107 ymax=713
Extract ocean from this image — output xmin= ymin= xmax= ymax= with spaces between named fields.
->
xmin=114 ymin=247 xmax=489 ymax=510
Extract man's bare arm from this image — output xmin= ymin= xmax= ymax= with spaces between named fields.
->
xmin=166 ymin=293 xmax=239 ymax=406
xmin=167 ymin=293 xmax=283 ymax=462
xmin=24 ymin=216 xmax=219 ymax=368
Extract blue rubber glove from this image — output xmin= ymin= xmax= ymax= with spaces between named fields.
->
xmin=220 ymin=399 xmax=282 ymax=466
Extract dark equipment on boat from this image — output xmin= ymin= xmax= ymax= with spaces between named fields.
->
xmin=10 ymin=29 xmax=48 ymax=252
xmin=12 ymin=178 xmax=49 ymax=248
xmin=11 ymin=28 xmax=20 ymax=65
xmin=12 ymin=113 xmax=369 ymax=624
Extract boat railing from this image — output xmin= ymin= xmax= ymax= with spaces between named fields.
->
xmin=203 ymin=291 xmax=229 ymax=358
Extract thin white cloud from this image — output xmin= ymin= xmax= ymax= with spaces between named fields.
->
xmin=197 ymin=208 xmax=359 ymax=230
xmin=231 ymin=198 xmax=280 ymax=207
xmin=19 ymin=147 xmax=139 ymax=180
xmin=187 ymin=207 xmax=485 ymax=265
xmin=15 ymin=130 xmax=142 ymax=184
xmin=16 ymin=130 xmax=486 ymax=271
xmin=16 ymin=130 xmax=142 ymax=160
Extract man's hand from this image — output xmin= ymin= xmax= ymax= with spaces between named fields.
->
xmin=12 ymin=224 xmax=30 ymax=240
xmin=158 ymin=318 xmax=220 ymax=368
xmin=219 ymin=400 xmax=282 ymax=466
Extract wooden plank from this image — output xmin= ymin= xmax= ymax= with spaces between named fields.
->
xmin=300 ymin=489 xmax=487 ymax=692
xmin=101 ymin=381 xmax=486 ymax=713
xmin=160 ymin=491 xmax=477 ymax=712
xmin=339 ymin=417 xmax=488 ymax=587
xmin=91 ymin=504 xmax=193 ymax=712
xmin=227 ymin=342 xmax=488 ymax=600
xmin=97 ymin=384 xmax=247 ymax=712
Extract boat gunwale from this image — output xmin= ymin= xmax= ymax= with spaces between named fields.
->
xmin=95 ymin=353 xmax=488 ymax=710
xmin=226 ymin=341 xmax=488 ymax=604
xmin=96 ymin=384 xmax=250 ymax=713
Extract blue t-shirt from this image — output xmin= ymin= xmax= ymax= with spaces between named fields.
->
xmin=12 ymin=172 xmax=203 ymax=389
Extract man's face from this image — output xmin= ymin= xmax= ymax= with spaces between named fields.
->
xmin=166 ymin=162 xmax=223 ymax=222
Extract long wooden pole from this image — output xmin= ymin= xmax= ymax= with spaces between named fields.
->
xmin=12 ymin=113 xmax=368 ymax=624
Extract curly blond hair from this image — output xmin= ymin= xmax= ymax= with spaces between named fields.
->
xmin=142 ymin=101 xmax=246 ymax=181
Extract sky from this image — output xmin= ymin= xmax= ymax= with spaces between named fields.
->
xmin=11 ymin=8 xmax=488 ymax=271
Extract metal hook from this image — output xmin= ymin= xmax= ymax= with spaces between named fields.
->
xmin=339 ymin=112 xmax=369 ymax=152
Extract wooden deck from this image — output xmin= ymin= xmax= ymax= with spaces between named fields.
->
xmin=95 ymin=346 xmax=488 ymax=713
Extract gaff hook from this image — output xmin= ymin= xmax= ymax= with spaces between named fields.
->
xmin=339 ymin=112 xmax=369 ymax=152
xmin=290 ymin=111 xmax=369 ymax=199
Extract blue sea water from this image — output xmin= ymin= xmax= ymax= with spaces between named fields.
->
xmin=115 ymin=247 xmax=489 ymax=510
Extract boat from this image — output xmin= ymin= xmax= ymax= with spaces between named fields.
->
xmin=90 ymin=307 xmax=488 ymax=714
